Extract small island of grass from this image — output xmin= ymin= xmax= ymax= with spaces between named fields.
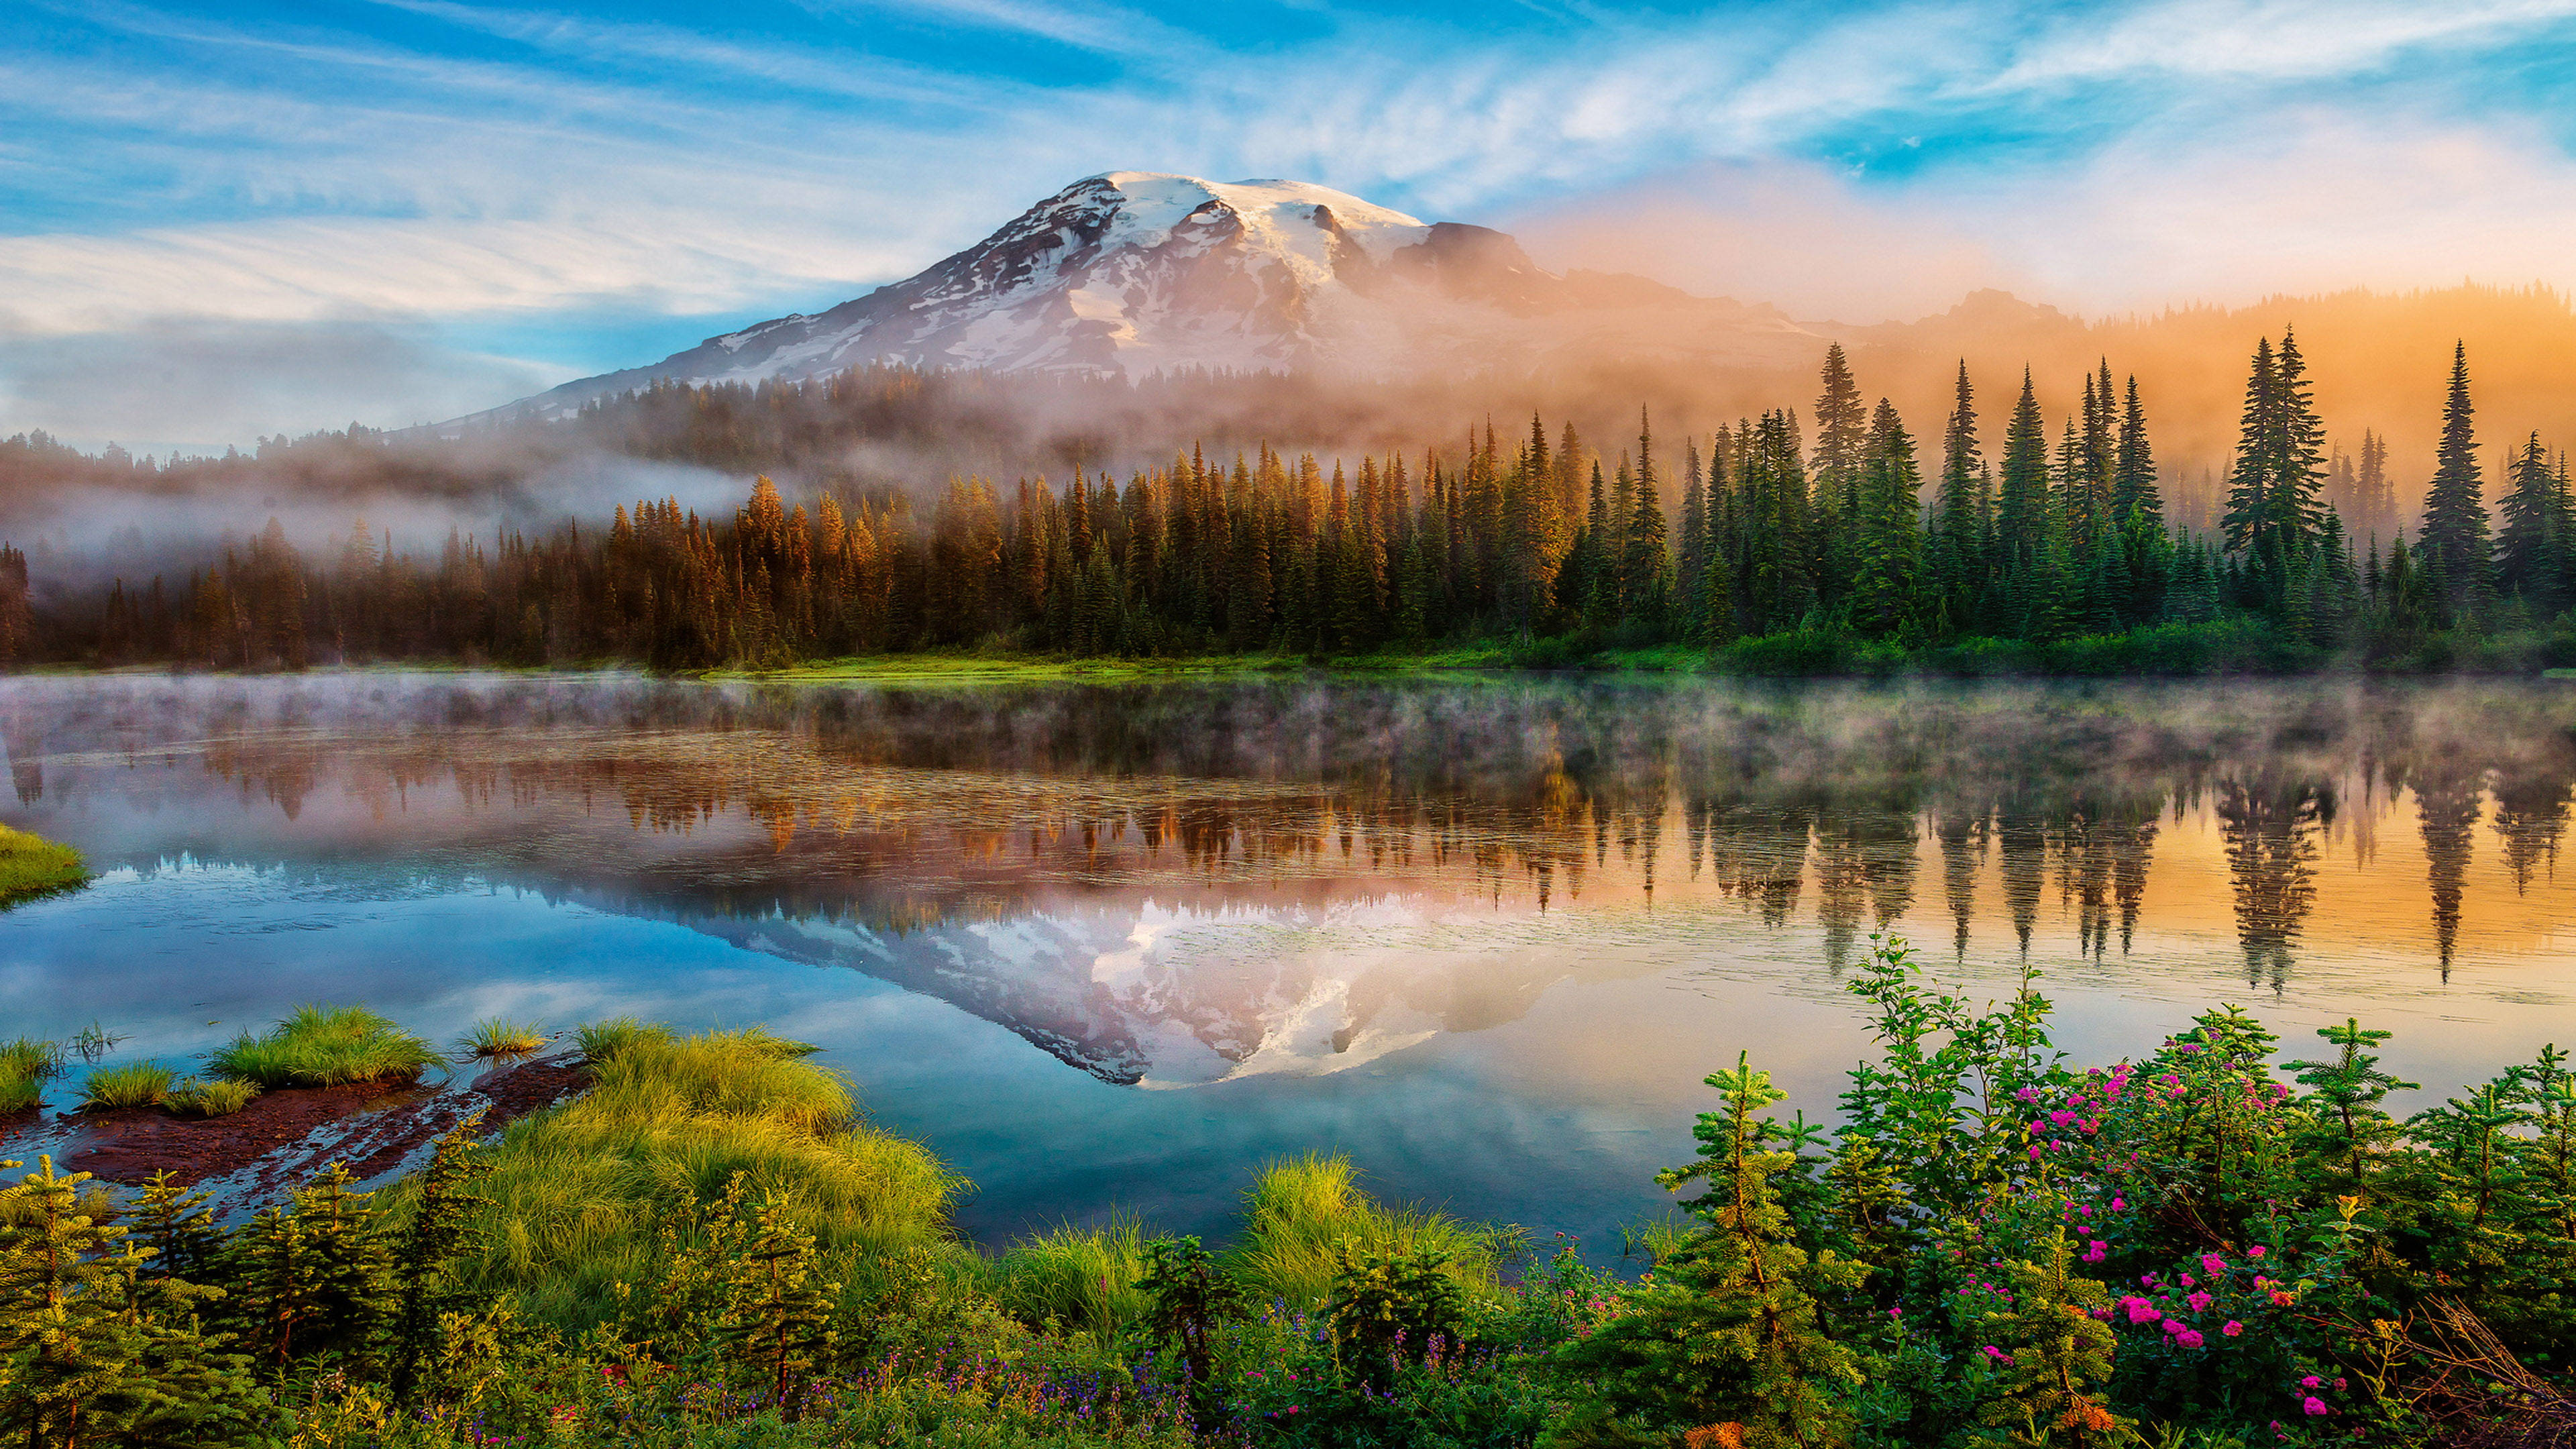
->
xmin=0 ymin=824 xmax=87 ymax=908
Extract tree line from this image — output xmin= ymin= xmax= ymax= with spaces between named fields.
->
xmin=1 ymin=338 xmax=2569 ymax=669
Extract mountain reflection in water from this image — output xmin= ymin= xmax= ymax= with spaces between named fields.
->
xmin=3 ymin=673 xmax=2573 ymax=1239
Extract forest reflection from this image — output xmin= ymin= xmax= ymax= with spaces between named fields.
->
xmin=4 ymin=674 xmax=2571 ymax=990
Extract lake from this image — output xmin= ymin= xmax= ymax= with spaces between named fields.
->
xmin=3 ymin=671 xmax=2573 ymax=1249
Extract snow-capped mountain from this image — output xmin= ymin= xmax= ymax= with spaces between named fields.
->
xmin=478 ymin=172 xmax=1817 ymax=421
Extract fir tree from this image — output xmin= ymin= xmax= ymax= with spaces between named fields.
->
xmin=1622 ymin=410 xmax=1671 ymax=627
xmin=1550 ymin=1055 xmax=1866 ymax=1449
xmin=2498 ymin=430 xmax=2563 ymax=608
xmin=2288 ymin=1018 xmax=2418 ymax=1201
xmin=1974 ymin=1232 xmax=2129 ymax=1449
xmin=386 ymin=1118 xmax=492 ymax=1407
xmin=1849 ymin=399 xmax=1921 ymax=639
xmin=2419 ymin=341 xmax=2494 ymax=612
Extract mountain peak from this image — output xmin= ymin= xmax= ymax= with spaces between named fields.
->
xmin=459 ymin=172 xmax=1819 ymax=427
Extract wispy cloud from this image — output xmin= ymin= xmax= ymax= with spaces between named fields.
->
xmin=7 ymin=0 xmax=2576 ymax=443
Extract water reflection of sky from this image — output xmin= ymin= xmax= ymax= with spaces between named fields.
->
xmin=3 ymin=672 xmax=2573 ymax=1247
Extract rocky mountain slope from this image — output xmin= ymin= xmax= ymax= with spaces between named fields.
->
xmin=480 ymin=172 xmax=1819 ymax=421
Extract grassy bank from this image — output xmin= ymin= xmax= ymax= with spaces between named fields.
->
xmin=0 ymin=823 xmax=87 ymax=908
xmin=413 ymin=1022 xmax=964 ymax=1327
xmin=17 ymin=980 xmax=2576 ymax=1448
xmin=710 ymin=616 xmax=2576 ymax=686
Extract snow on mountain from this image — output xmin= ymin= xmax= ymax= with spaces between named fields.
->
xmin=464 ymin=171 xmax=1818 ymax=424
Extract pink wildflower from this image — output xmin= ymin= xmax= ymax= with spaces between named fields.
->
xmin=2202 ymin=1252 xmax=2227 ymax=1275
xmin=2302 ymin=1397 xmax=2329 ymax=1417
xmin=2188 ymin=1292 xmax=2214 ymax=1312
xmin=2247 ymin=1245 xmax=2266 ymax=1259
xmin=2123 ymin=1297 xmax=2161 ymax=1324
xmin=2301 ymin=1376 xmax=2322 ymax=1389
xmin=2223 ymin=1320 xmax=2244 ymax=1336
xmin=2178 ymin=1330 xmax=2205 ymax=1348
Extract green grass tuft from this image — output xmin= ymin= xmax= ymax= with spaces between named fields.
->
xmin=570 ymin=1016 xmax=672 ymax=1063
xmin=0 ymin=826 xmax=88 ymax=909
xmin=80 ymin=1060 xmax=176 ymax=1110
xmin=0 ymin=1069 xmax=41 ymax=1114
xmin=166 ymin=1077 xmax=261 ymax=1118
xmin=0 ymin=1037 xmax=64 ymax=1081
xmin=208 ymin=1004 xmax=440 ymax=1088
xmin=397 ymin=1026 xmax=965 ymax=1328
xmin=458 ymin=1017 xmax=549 ymax=1059
xmin=987 ymin=1215 xmax=1152 ymax=1339
xmin=1226 ymin=1152 xmax=1497 ymax=1310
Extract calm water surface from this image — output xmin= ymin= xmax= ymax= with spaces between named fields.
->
xmin=3 ymin=672 xmax=2573 ymax=1246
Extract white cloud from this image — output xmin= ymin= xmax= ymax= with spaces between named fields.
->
xmin=0 ymin=319 xmax=570 ymax=449
xmin=7 ymin=0 xmax=2576 ymax=446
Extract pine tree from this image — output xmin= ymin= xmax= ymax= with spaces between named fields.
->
xmin=1995 ymin=372 xmax=2051 ymax=587
xmin=2112 ymin=375 xmax=2160 ymax=528
xmin=0 ymin=1157 xmax=270 ymax=1446
xmin=1848 ymin=399 xmax=1920 ymax=639
xmin=1974 ymin=1232 xmax=2129 ymax=1449
xmin=720 ymin=1192 xmax=840 ymax=1413
xmin=2497 ymin=430 xmax=2562 ymax=608
xmin=1811 ymin=345 xmax=1868 ymax=610
xmin=2288 ymin=1018 xmax=2418 ymax=1201
xmin=387 ymin=1118 xmax=493 ymax=1407
xmin=1578 ymin=460 xmax=1613 ymax=630
xmin=1931 ymin=363 xmax=1984 ymax=635
xmin=2418 ymin=341 xmax=2494 ymax=613
xmin=1550 ymin=1054 xmax=1866 ymax=1448
xmin=1622 ymin=410 xmax=1671 ymax=629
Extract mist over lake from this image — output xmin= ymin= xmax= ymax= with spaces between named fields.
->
xmin=5 ymin=669 xmax=2569 ymax=1247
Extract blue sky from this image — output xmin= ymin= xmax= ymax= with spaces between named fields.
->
xmin=7 ymin=0 xmax=2576 ymax=447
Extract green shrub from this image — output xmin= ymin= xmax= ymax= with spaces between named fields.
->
xmin=166 ymin=1077 xmax=260 ymax=1118
xmin=80 ymin=1060 xmax=176 ymax=1110
xmin=458 ymin=1018 xmax=548 ymax=1059
xmin=209 ymin=1004 xmax=439 ymax=1088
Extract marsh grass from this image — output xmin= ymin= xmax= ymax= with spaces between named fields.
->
xmin=166 ymin=1077 xmax=260 ymax=1118
xmin=1226 ymin=1152 xmax=1497 ymax=1309
xmin=80 ymin=1060 xmax=175 ymax=1110
xmin=400 ymin=1027 xmax=964 ymax=1328
xmin=987 ymin=1215 xmax=1152 ymax=1338
xmin=0 ymin=825 xmax=87 ymax=908
xmin=458 ymin=1018 xmax=549 ymax=1059
xmin=570 ymin=1016 xmax=669 ymax=1062
xmin=209 ymin=1004 xmax=439 ymax=1088
xmin=0 ymin=1038 xmax=65 ymax=1112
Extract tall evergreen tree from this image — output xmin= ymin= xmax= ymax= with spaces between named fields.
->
xmin=2497 ymin=430 xmax=2563 ymax=608
xmin=1996 ymin=371 xmax=2051 ymax=582
xmin=1932 ymin=362 xmax=1984 ymax=635
xmin=1849 ymin=399 xmax=1921 ymax=639
xmin=2112 ymin=375 xmax=2160 ymax=527
xmin=2419 ymin=341 xmax=2494 ymax=612
xmin=1621 ymin=410 xmax=1671 ymax=626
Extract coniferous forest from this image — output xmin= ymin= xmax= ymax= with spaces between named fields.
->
xmin=1 ymin=336 xmax=2572 ymax=675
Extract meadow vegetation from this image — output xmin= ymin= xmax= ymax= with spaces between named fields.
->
xmin=7 ymin=949 xmax=2576 ymax=1447
xmin=0 ymin=825 xmax=86 ymax=909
